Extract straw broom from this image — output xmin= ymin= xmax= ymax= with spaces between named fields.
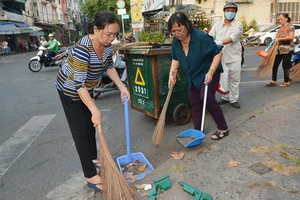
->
xmin=254 ymin=42 xmax=279 ymax=78
xmin=289 ymin=62 xmax=300 ymax=81
xmin=152 ymin=82 xmax=175 ymax=146
xmin=98 ymin=128 xmax=138 ymax=200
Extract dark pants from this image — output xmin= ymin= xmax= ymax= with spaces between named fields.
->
xmin=47 ymin=51 xmax=56 ymax=62
xmin=188 ymin=71 xmax=228 ymax=131
xmin=272 ymin=52 xmax=292 ymax=82
xmin=57 ymin=89 xmax=97 ymax=178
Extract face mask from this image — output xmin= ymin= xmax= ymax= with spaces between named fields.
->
xmin=224 ymin=12 xmax=236 ymax=20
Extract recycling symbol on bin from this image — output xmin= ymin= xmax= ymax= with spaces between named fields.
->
xmin=135 ymin=67 xmax=145 ymax=86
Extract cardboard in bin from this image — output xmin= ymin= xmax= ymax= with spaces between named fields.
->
xmin=176 ymin=129 xmax=206 ymax=148
xmin=116 ymin=95 xmax=154 ymax=182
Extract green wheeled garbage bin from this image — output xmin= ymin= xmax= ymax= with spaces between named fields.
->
xmin=124 ymin=47 xmax=191 ymax=125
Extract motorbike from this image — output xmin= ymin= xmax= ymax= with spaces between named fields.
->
xmin=242 ymin=34 xmax=261 ymax=47
xmin=93 ymin=67 xmax=126 ymax=99
xmin=28 ymin=46 xmax=68 ymax=72
xmin=291 ymin=42 xmax=300 ymax=67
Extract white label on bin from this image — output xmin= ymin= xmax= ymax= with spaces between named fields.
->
xmin=135 ymin=67 xmax=145 ymax=86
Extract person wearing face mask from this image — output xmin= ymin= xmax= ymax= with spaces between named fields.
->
xmin=55 ymin=10 xmax=130 ymax=193
xmin=209 ymin=2 xmax=243 ymax=109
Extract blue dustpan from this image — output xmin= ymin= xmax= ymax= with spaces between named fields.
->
xmin=116 ymin=96 xmax=154 ymax=182
xmin=176 ymin=84 xmax=208 ymax=148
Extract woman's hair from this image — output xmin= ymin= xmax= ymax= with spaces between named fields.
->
xmin=86 ymin=10 xmax=119 ymax=34
xmin=278 ymin=13 xmax=291 ymax=23
xmin=167 ymin=12 xmax=193 ymax=34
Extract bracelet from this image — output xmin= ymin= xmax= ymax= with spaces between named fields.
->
xmin=209 ymin=68 xmax=216 ymax=73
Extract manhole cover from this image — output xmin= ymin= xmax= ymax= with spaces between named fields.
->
xmin=249 ymin=163 xmax=272 ymax=175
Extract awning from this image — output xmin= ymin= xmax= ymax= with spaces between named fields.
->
xmin=31 ymin=26 xmax=43 ymax=32
xmin=142 ymin=8 xmax=163 ymax=16
xmin=29 ymin=31 xmax=45 ymax=36
xmin=0 ymin=23 xmax=21 ymax=35
xmin=13 ymin=22 xmax=34 ymax=33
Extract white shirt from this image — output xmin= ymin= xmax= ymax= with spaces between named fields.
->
xmin=2 ymin=41 xmax=8 ymax=48
xmin=209 ymin=18 xmax=243 ymax=63
xmin=112 ymin=38 xmax=121 ymax=63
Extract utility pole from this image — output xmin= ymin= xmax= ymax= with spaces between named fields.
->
xmin=272 ymin=0 xmax=277 ymax=25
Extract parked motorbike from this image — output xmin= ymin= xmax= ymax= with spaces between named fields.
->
xmin=28 ymin=46 xmax=68 ymax=72
xmin=291 ymin=43 xmax=300 ymax=67
xmin=93 ymin=68 xmax=126 ymax=99
xmin=242 ymin=34 xmax=261 ymax=47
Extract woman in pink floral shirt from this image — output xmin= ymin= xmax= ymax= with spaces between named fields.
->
xmin=266 ymin=13 xmax=295 ymax=87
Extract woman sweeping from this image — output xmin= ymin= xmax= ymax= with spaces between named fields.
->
xmin=167 ymin=12 xmax=229 ymax=140
xmin=266 ymin=13 xmax=295 ymax=87
xmin=55 ymin=10 xmax=129 ymax=192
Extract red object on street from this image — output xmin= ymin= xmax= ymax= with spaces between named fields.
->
xmin=217 ymin=83 xmax=229 ymax=95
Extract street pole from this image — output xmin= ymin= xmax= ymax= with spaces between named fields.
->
xmin=121 ymin=14 xmax=125 ymax=41
xmin=68 ymin=23 xmax=71 ymax=46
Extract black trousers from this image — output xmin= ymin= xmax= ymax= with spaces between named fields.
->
xmin=272 ymin=52 xmax=292 ymax=82
xmin=58 ymin=89 xmax=97 ymax=178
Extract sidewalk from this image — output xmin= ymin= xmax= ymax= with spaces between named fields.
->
xmin=137 ymin=93 xmax=300 ymax=200
xmin=0 ymin=51 xmax=36 ymax=60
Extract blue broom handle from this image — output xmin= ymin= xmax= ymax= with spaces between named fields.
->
xmin=124 ymin=95 xmax=131 ymax=156
xmin=201 ymin=83 xmax=208 ymax=132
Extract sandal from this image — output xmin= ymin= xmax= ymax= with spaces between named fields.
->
xmin=266 ymin=82 xmax=277 ymax=86
xmin=279 ymin=83 xmax=290 ymax=87
xmin=87 ymin=181 xmax=102 ymax=193
xmin=211 ymin=130 xmax=229 ymax=140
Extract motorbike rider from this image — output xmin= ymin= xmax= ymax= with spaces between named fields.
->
xmin=46 ymin=33 xmax=59 ymax=63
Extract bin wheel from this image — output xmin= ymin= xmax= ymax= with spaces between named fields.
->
xmin=173 ymin=103 xmax=191 ymax=125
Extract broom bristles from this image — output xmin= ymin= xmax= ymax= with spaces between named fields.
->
xmin=98 ymin=128 xmax=138 ymax=200
xmin=152 ymin=83 xmax=174 ymax=146
xmin=289 ymin=62 xmax=300 ymax=81
xmin=255 ymin=42 xmax=279 ymax=78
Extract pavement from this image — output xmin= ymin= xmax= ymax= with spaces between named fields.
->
xmin=3 ymin=49 xmax=299 ymax=200
xmin=135 ymin=93 xmax=300 ymax=200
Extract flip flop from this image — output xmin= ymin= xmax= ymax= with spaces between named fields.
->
xmin=87 ymin=181 xmax=102 ymax=193
xmin=279 ymin=83 xmax=290 ymax=87
xmin=93 ymin=162 xmax=101 ymax=169
xmin=266 ymin=82 xmax=277 ymax=86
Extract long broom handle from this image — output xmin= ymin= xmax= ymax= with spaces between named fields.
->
xmin=200 ymin=83 xmax=208 ymax=132
xmin=124 ymin=95 xmax=131 ymax=156
xmin=264 ymin=40 xmax=275 ymax=52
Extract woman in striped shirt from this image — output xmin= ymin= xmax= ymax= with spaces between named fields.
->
xmin=55 ymin=10 xmax=129 ymax=192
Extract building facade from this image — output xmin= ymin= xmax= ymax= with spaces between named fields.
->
xmin=142 ymin=0 xmax=300 ymax=31
xmin=0 ymin=0 xmax=40 ymax=53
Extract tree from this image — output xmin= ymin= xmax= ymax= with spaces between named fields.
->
xmin=81 ymin=0 xmax=132 ymax=33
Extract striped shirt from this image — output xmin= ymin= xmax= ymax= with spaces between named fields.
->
xmin=55 ymin=35 xmax=114 ymax=100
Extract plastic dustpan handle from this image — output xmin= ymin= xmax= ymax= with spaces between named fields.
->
xmin=200 ymin=83 xmax=208 ymax=132
xmin=124 ymin=95 xmax=131 ymax=156
xmin=265 ymin=40 xmax=275 ymax=52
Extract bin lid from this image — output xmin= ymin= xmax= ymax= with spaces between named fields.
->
xmin=123 ymin=47 xmax=171 ymax=55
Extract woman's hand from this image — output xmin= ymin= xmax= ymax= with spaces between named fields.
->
xmin=91 ymin=110 xmax=102 ymax=133
xmin=168 ymin=70 xmax=177 ymax=88
xmin=204 ymin=70 xmax=214 ymax=84
xmin=120 ymin=88 xmax=130 ymax=104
